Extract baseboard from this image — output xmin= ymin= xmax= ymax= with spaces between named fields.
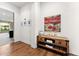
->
xmin=14 ymin=40 xmax=20 ymax=42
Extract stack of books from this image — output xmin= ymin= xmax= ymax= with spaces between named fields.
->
xmin=45 ymin=40 xmax=53 ymax=48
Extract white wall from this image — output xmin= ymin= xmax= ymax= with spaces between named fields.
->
xmin=20 ymin=3 xmax=32 ymax=44
xmin=20 ymin=2 xmax=40 ymax=48
xmin=40 ymin=2 xmax=79 ymax=55
xmin=30 ymin=2 xmax=40 ymax=48
xmin=65 ymin=3 xmax=79 ymax=55
xmin=61 ymin=3 xmax=76 ymax=55
xmin=0 ymin=2 xmax=21 ymax=42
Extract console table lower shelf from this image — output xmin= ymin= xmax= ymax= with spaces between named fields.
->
xmin=37 ymin=44 xmax=67 ymax=55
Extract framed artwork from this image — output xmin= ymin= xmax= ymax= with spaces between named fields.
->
xmin=44 ymin=14 xmax=61 ymax=32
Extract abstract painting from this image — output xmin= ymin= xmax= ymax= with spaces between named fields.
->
xmin=44 ymin=15 xmax=61 ymax=32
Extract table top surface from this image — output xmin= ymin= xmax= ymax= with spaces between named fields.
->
xmin=38 ymin=35 xmax=69 ymax=41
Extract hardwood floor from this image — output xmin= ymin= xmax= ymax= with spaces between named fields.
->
xmin=0 ymin=41 xmax=59 ymax=56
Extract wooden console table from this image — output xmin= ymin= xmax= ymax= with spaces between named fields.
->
xmin=37 ymin=35 xmax=69 ymax=56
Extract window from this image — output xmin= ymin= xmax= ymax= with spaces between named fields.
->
xmin=0 ymin=22 xmax=10 ymax=33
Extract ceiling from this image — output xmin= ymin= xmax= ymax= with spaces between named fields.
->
xmin=0 ymin=8 xmax=13 ymax=22
xmin=10 ymin=2 xmax=31 ymax=8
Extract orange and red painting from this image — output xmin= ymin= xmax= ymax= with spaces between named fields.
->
xmin=44 ymin=15 xmax=61 ymax=32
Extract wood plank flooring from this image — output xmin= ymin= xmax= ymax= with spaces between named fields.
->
xmin=0 ymin=41 xmax=59 ymax=56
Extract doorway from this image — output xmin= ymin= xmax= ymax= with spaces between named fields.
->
xmin=0 ymin=8 xmax=14 ymax=46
